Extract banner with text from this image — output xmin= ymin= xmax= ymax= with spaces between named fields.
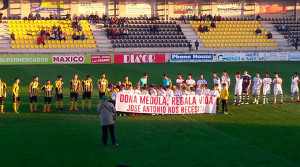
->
xmin=116 ymin=94 xmax=217 ymax=114
xmin=170 ymin=53 xmax=216 ymax=62
xmin=91 ymin=55 xmax=112 ymax=64
xmin=265 ymin=52 xmax=289 ymax=61
xmin=216 ymin=53 xmax=265 ymax=62
xmin=126 ymin=1 xmax=151 ymax=15
xmin=290 ymin=52 xmax=300 ymax=61
xmin=217 ymin=0 xmax=245 ymax=15
xmin=260 ymin=5 xmax=287 ymax=14
xmin=30 ymin=0 xmax=64 ymax=13
xmin=114 ymin=54 xmax=165 ymax=64
xmin=78 ymin=0 xmax=107 ymax=16
xmin=174 ymin=2 xmax=199 ymax=14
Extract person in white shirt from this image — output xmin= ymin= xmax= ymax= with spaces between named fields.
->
xmin=252 ymin=72 xmax=263 ymax=104
xmin=197 ymin=74 xmax=207 ymax=88
xmin=233 ymin=72 xmax=243 ymax=105
xmin=213 ymin=72 xmax=221 ymax=91
xmin=174 ymin=85 xmax=182 ymax=96
xmin=141 ymin=87 xmax=149 ymax=95
xmin=134 ymin=84 xmax=141 ymax=95
xmin=273 ymin=72 xmax=284 ymax=104
xmin=210 ymin=85 xmax=220 ymax=113
xmin=291 ymin=72 xmax=300 ymax=102
xmin=262 ymin=72 xmax=272 ymax=104
xmin=186 ymin=74 xmax=196 ymax=88
xmin=196 ymin=85 xmax=204 ymax=95
xmin=176 ymin=73 xmax=184 ymax=85
xmin=157 ymin=85 xmax=166 ymax=97
xmin=149 ymin=85 xmax=157 ymax=96
xmin=203 ymin=84 xmax=211 ymax=96
xmin=165 ymin=85 xmax=174 ymax=96
xmin=221 ymin=70 xmax=231 ymax=90
xmin=190 ymin=87 xmax=196 ymax=95
xmin=126 ymin=85 xmax=134 ymax=94
xmin=182 ymin=87 xmax=190 ymax=95
xmin=119 ymin=85 xmax=127 ymax=94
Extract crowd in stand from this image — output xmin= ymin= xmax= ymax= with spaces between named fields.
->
xmin=106 ymin=28 xmax=129 ymax=39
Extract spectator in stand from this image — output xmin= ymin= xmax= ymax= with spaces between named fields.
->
xmin=10 ymin=32 xmax=15 ymax=40
xmin=199 ymin=14 xmax=204 ymax=21
xmin=102 ymin=13 xmax=107 ymax=21
xmin=182 ymin=14 xmax=186 ymax=24
xmin=188 ymin=40 xmax=193 ymax=51
xmin=198 ymin=25 xmax=203 ymax=32
xmin=267 ymin=31 xmax=272 ymax=39
xmin=50 ymin=12 xmax=54 ymax=20
xmin=28 ymin=12 xmax=34 ymax=20
xmin=295 ymin=38 xmax=299 ymax=50
xmin=217 ymin=14 xmax=222 ymax=21
xmin=203 ymin=14 xmax=208 ymax=21
xmin=78 ymin=23 xmax=83 ymax=31
xmin=288 ymin=35 xmax=291 ymax=47
xmin=255 ymin=28 xmax=262 ymax=35
xmin=213 ymin=14 xmax=217 ymax=21
xmin=203 ymin=25 xmax=209 ymax=32
xmin=59 ymin=33 xmax=66 ymax=42
xmin=207 ymin=14 xmax=213 ymax=21
xmin=115 ymin=28 xmax=120 ymax=37
xmin=195 ymin=40 xmax=199 ymax=51
xmin=153 ymin=13 xmax=159 ymax=21
xmin=123 ymin=28 xmax=129 ymax=35
xmin=256 ymin=14 xmax=261 ymax=21
xmin=75 ymin=16 xmax=80 ymax=23
xmin=34 ymin=12 xmax=41 ymax=20
xmin=72 ymin=19 xmax=78 ymax=28
xmin=211 ymin=21 xmax=216 ymax=28
xmin=0 ymin=13 xmax=3 ymax=23
xmin=40 ymin=28 xmax=46 ymax=37
xmin=112 ymin=28 xmax=116 ymax=39
xmin=193 ymin=14 xmax=198 ymax=21
xmin=89 ymin=12 xmax=95 ymax=23
xmin=95 ymin=12 xmax=99 ymax=23
xmin=80 ymin=32 xmax=86 ymax=40
xmin=37 ymin=36 xmax=45 ymax=45
xmin=49 ymin=33 xmax=56 ymax=40
xmin=176 ymin=25 xmax=182 ymax=34
xmin=66 ymin=12 xmax=71 ymax=20
xmin=72 ymin=33 xmax=80 ymax=40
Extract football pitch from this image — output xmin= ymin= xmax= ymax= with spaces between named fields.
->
xmin=0 ymin=62 xmax=299 ymax=167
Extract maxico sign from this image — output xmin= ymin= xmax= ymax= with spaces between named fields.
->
xmin=52 ymin=56 xmax=86 ymax=63
xmin=114 ymin=54 xmax=166 ymax=64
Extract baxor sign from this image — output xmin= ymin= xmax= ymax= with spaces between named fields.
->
xmin=52 ymin=56 xmax=85 ymax=63
xmin=114 ymin=54 xmax=165 ymax=64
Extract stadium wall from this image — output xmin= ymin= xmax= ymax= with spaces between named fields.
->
xmin=0 ymin=0 xmax=299 ymax=19
xmin=0 ymin=52 xmax=299 ymax=65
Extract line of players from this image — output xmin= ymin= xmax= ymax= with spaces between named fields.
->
xmin=0 ymin=70 xmax=299 ymax=114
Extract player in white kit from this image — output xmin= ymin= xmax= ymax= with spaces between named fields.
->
xmin=157 ymin=85 xmax=166 ymax=97
xmin=221 ymin=70 xmax=231 ymax=90
xmin=273 ymin=72 xmax=284 ymax=104
xmin=262 ymin=72 xmax=272 ymax=104
xmin=213 ymin=72 xmax=221 ymax=90
xmin=165 ymin=85 xmax=174 ymax=96
xmin=197 ymin=74 xmax=207 ymax=89
xmin=291 ymin=72 xmax=300 ymax=102
xmin=186 ymin=74 xmax=196 ymax=88
xmin=252 ymin=72 xmax=262 ymax=104
xmin=233 ymin=72 xmax=243 ymax=105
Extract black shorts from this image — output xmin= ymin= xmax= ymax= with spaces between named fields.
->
xmin=13 ymin=95 xmax=20 ymax=103
xmin=83 ymin=91 xmax=92 ymax=100
xmin=99 ymin=92 xmax=105 ymax=100
xmin=70 ymin=92 xmax=79 ymax=101
xmin=0 ymin=97 xmax=4 ymax=105
xmin=29 ymin=96 xmax=38 ymax=103
xmin=242 ymin=85 xmax=249 ymax=93
xmin=44 ymin=97 xmax=52 ymax=104
xmin=56 ymin=93 xmax=63 ymax=101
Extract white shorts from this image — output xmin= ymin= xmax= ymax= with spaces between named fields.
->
xmin=274 ymin=88 xmax=283 ymax=96
xmin=291 ymin=86 xmax=299 ymax=93
xmin=234 ymin=88 xmax=242 ymax=95
xmin=252 ymin=87 xmax=261 ymax=95
xmin=263 ymin=87 xmax=271 ymax=95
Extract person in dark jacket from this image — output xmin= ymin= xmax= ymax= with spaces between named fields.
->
xmin=97 ymin=95 xmax=118 ymax=147
xmin=195 ymin=40 xmax=199 ymax=50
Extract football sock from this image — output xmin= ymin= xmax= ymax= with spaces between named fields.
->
xmin=280 ymin=94 xmax=283 ymax=102
xmin=274 ymin=95 xmax=276 ymax=103
xmin=70 ymin=101 xmax=73 ymax=108
xmin=246 ymin=93 xmax=249 ymax=102
xmin=257 ymin=95 xmax=260 ymax=102
xmin=13 ymin=103 xmax=17 ymax=112
xmin=30 ymin=103 xmax=33 ymax=111
xmin=238 ymin=95 xmax=241 ymax=103
xmin=233 ymin=95 xmax=237 ymax=103
xmin=34 ymin=103 xmax=37 ymax=110
xmin=75 ymin=101 xmax=78 ymax=108
xmin=44 ymin=104 xmax=47 ymax=110
xmin=88 ymin=99 xmax=91 ymax=108
xmin=17 ymin=101 xmax=20 ymax=111
xmin=297 ymin=91 xmax=299 ymax=100
xmin=60 ymin=101 xmax=63 ymax=108
xmin=82 ymin=100 xmax=85 ymax=109
xmin=242 ymin=93 xmax=245 ymax=102
xmin=56 ymin=101 xmax=59 ymax=109
xmin=47 ymin=104 xmax=51 ymax=110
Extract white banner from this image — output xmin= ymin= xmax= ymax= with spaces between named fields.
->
xmin=126 ymin=1 xmax=151 ymax=14
xmin=116 ymin=94 xmax=217 ymax=114
xmin=290 ymin=52 xmax=300 ymax=61
xmin=216 ymin=53 xmax=247 ymax=62
xmin=217 ymin=0 xmax=245 ymax=15
xmin=265 ymin=52 xmax=289 ymax=61
xmin=78 ymin=0 xmax=107 ymax=15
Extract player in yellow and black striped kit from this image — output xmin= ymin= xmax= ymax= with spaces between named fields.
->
xmin=55 ymin=75 xmax=64 ymax=111
xmin=69 ymin=74 xmax=81 ymax=111
xmin=0 ymin=78 xmax=7 ymax=114
xmin=29 ymin=76 xmax=39 ymax=113
xmin=82 ymin=75 xmax=93 ymax=110
xmin=98 ymin=73 xmax=108 ymax=104
xmin=41 ymin=80 xmax=53 ymax=113
xmin=12 ymin=78 xmax=20 ymax=113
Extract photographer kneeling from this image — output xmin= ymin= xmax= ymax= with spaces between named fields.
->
xmin=97 ymin=95 xmax=119 ymax=147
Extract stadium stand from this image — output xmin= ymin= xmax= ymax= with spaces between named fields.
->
xmin=8 ymin=20 xmax=97 ymax=49
xmin=105 ymin=19 xmax=188 ymax=48
xmin=191 ymin=21 xmax=278 ymax=47
xmin=273 ymin=20 xmax=300 ymax=45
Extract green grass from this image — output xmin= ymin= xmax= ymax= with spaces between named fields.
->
xmin=0 ymin=62 xmax=300 ymax=167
